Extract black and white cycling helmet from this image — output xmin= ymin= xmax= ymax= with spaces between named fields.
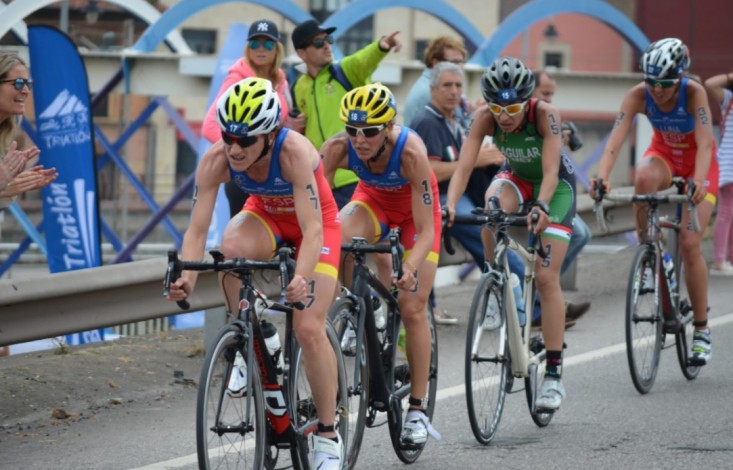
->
xmin=480 ymin=57 xmax=535 ymax=104
xmin=640 ymin=38 xmax=690 ymax=79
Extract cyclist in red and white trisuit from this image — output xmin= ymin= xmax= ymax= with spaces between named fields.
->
xmin=592 ymin=38 xmax=717 ymax=365
xmin=321 ymin=83 xmax=442 ymax=449
xmin=165 ymin=78 xmax=344 ymax=469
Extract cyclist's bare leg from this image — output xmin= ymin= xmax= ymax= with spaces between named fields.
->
xmin=398 ymin=260 xmax=437 ymax=404
xmin=293 ymin=272 xmax=340 ymax=436
xmin=535 ymin=239 xmax=569 ymax=351
xmin=480 ymin=180 xmax=520 ymax=263
xmin=680 ymin=198 xmax=714 ymax=328
xmin=633 ymin=156 xmax=672 ymax=241
xmin=220 ymin=212 xmax=276 ymax=312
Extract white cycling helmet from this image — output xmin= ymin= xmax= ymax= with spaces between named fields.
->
xmin=640 ymin=38 xmax=690 ymax=79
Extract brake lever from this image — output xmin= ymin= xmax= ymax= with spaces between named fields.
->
xmin=163 ymin=250 xmax=190 ymax=310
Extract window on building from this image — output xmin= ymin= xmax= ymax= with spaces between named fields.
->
xmin=544 ymin=52 xmax=564 ymax=68
xmin=414 ymin=39 xmax=428 ymax=62
xmin=182 ymin=28 xmax=217 ymax=55
xmin=310 ymin=0 xmax=373 ymax=56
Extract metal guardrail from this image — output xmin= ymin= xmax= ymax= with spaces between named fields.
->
xmin=0 ymin=189 xmax=638 ymax=347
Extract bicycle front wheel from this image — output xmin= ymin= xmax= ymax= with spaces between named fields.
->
xmin=626 ymin=245 xmax=663 ymax=394
xmin=389 ymin=300 xmax=439 ymax=464
xmin=465 ymin=273 xmax=508 ymax=445
xmin=197 ymin=325 xmax=266 ymax=470
xmin=290 ymin=321 xmax=350 ymax=467
xmin=327 ymin=296 xmax=369 ymax=469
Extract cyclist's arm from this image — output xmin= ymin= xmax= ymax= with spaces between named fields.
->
xmin=596 ymin=84 xmax=646 ymax=186
xmin=179 ymin=142 xmax=228 ymax=291
xmin=281 ymin=132 xmax=324 ymax=280
xmin=703 ymin=72 xmax=730 ymax=105
xmin=401 ymin=134 xmax=436 ymax=273
xmin=446 ymin=105 xmax=492 ymax=213
xmin=688 ymin=80 xmax=715 ymax=203
xmin=535 ymin=102 xmax=562 ymax=208
xmin=320 ymin=134 xmax=349 ymax=188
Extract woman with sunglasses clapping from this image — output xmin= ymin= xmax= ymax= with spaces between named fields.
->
xmin=201 ymin=19 xmax=292 ymax=217
xmin=445 ymin=57 xmax=576 ymax=413
xmin=591 ymin=38 xmax=717 ymax=366
xmin=0 ymin=53 xmax=57 ymax=220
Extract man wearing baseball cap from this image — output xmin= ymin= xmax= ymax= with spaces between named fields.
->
xmin=290 ymin=18 xmax=401 ymax=209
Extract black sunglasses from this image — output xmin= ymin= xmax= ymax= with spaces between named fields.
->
xmin=222 ymin=132 xmax=258 ymax=148
xmin=309 ymin=35 xmax=334 ymax=49
xmin=1 ymin=78 xmax=33 ymax=91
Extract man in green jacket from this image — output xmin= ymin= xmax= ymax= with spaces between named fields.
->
xmin=291 ymin=19 xmax=401 ymax=207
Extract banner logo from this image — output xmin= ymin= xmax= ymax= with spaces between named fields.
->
xmin=37 ymin=90 xmax=91 ymax=149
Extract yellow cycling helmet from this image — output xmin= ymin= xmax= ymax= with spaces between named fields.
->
xmin=339 ymin=83 xmax=397 ymax=125
xmin=216 ymin=77 xmax=281 ymax=136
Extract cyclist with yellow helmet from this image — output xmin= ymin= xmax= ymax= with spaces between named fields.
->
xmin=321 ymin=82 xmax=442 ymax=449
xmin=165 ymin=77 xmax=345 ymax=469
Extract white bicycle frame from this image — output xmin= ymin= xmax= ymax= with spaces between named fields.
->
xmin=490 ymin=235 xmax=540 ymax=378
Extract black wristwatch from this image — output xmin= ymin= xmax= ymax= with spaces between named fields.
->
xmin=533 ymin=200 xmax=550 ymax=215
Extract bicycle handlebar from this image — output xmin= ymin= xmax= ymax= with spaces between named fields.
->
xmin=163 ymin=247 xmax=305 ymax=311
xmin=341 ymin=228 xmax=405 ymax=279
xmin=441 ymin=201 xmax=547 ymax=259
xmin=592 ymin=178 xmax=700 ymax=234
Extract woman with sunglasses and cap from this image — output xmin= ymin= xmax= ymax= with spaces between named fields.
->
xmin=591 ymin=38 xmax=717 ymax=366
xmin=201 ymin=19 xmax=292 ymax=217
xmin=167 ymin=77 xmax=345 ymax=469
xmin=445 ymin=56 xmax=576 ymax=413
xmin=321 ymin=83 xmax=442 ymax=450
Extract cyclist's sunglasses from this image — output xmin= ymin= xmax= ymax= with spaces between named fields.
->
xmin=1 ymin=78 xmax=33 ymax=91
xmin=309 ymin=35 xmax=334 ymax=49
xmin=344 ymin=124 xmax=385 ymax=138
xmin=248 ymin=39 xmax=276 ymax=51
xmin=488 ymin=101 xmax=527 ymax=116
xmin=222 ymin=132 xmax=259 ymax=148
xmin=645 ymin=78 xmax=679 ymax=89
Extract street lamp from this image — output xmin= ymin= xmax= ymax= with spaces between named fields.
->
xmin=84 ymin=0 xmax=101 ymax=25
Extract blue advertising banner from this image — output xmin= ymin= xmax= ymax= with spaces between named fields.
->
xmin=28 ymin=26 xmax=103 ymax=344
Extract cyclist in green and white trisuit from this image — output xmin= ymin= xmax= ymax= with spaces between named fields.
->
xmin=445 ymin=57 xmax=575 ymax=412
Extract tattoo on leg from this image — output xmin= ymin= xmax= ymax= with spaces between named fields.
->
xmin=306 ymin=279 xmax=316 ymax=309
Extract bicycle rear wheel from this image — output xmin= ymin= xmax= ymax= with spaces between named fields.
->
xmin=626 ymin=245 xmax=663 ymax=394
xmin=525 ymin=337 xmax=553 ymax=427
xmin=197 ymin=325 xmax=266 ymax=470
xmin=389 ymin=300 xmax=439 ymax=464
xmin=327 ymin=296 xmax=369 ymax=469
xmin=465 ymin=273 xmax=508 ymax=445
xmin=290 ymin=322 xmax=350 ymax=467
xmin=675 ymin=264 xmax=701 ymax=379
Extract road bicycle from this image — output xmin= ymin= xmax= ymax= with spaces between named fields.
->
xmin=327 ymin=228 xmax=438 ymax=467
xmin=594 ymin=178 xmax=702 ymax=394
xmin=163 ymin=247 xmax=348 ymax=469
xmin=444 ymin=200 xmax=553 ymax=445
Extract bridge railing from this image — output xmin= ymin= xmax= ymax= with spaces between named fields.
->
xmin=0 ymin=190 xmax=637 ymax=347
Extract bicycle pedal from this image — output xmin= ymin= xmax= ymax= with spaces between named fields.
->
xmin=534 ymin=406 xmax=557 ymax=414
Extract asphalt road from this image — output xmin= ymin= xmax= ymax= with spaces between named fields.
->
xmin=1 ymin=239 xmax=733 ymax=469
